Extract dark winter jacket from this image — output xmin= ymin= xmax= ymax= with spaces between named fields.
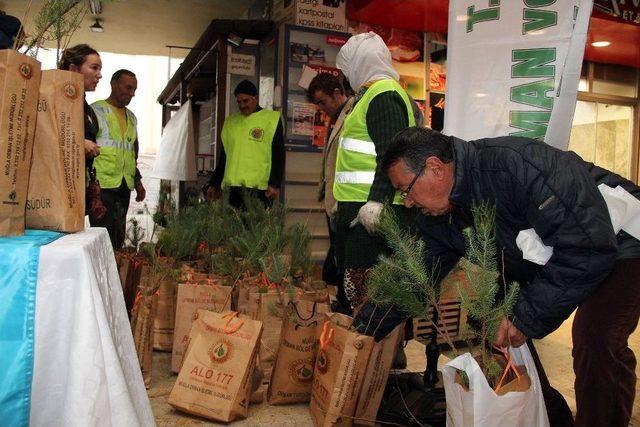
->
xmin=416 ymin=136 xmax=640 ymax=339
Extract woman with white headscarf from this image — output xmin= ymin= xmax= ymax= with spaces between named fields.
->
xmin=332 ymin=32 xmax=417 ymax=313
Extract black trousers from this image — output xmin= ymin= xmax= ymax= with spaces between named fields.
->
xmin=530 ymin=257 xmax=640 ymax=427
xmin=322 ymin=213 xmax=350 ymax=315
xmin=89 ymin=180 xmax=131 ymax=249
xmin=228 ymin=186 xmax=272 ymax=210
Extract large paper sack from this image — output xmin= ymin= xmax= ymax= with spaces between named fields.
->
xmin=249 ymin=289 xmax=285 ymax=376
xmin=353 ymin=323 xmax=403 ymax=425
xmin=171 ymin=282 xmax=233 ymax=372
xmin=26 ymin=69 xmax=85 ymax=232
xmin=442 ymin=343 xmax=549 ymax=427
xmin=310 ymin=312 xmax=374 ymax=427
xmin=168 ymin=310 xmax=262 ymax=423
xmin=131 ymin=285 xmax=158 ymax=388
xmin=0 ymin=50 xmax=41 ymax=236
xmin=267 ymin=297 xmax=330 ymax=404
xmin=153 ymin=274 xmax=176 ymax=351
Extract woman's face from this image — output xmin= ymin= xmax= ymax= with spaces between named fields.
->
xmin=70 ymin=53 xmax=102 ymax=92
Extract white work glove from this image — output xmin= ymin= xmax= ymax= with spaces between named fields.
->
xmin=349 ymin=201 xmax=383 ymax=234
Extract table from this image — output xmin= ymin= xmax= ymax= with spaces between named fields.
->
xmin=30 ymin=228 xmax=154 ymax=426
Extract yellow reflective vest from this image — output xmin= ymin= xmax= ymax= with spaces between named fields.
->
xmin=221 ymin=109 xmax=281 ymax=190
xmin=334 ymin=79 xmax=415 ymax=204
xmin=91 ymin=100 xmax=138 ymax=190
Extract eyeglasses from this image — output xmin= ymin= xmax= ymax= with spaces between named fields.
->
xmin=400 ymin=166 xmax=424 ymax=200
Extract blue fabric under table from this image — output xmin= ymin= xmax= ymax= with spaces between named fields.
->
xmin=0 ymin=230 xmax=62 ymax=427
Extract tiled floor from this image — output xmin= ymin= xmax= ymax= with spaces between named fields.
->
xmin=149 ymin=314 xmax=640 ymax=425
xmin=535 ymin=313 xmax=640 ymax=426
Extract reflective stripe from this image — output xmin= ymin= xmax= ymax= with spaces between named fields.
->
xmin=334 ymin=171 xmax=375 ymax=184
xmin=340 ymin=137 xmax=376 ymax=156
xmin=97 ymin=140 xmax=125 ymax=149
xmin=94 ymin=107 xmax=110 ymax=137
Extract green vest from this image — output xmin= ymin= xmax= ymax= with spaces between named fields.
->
xmin=221 ymin=109 xmax=281 ymax=190
xmin=334 ymin=79 xmax=415 ymax=204
xmin=91 ymin=100 xmax=138 ymax=190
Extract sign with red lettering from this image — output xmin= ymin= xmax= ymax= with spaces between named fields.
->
xmin=326 ymin=35 xmax=348 ymax=46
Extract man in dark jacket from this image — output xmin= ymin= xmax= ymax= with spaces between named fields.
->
xmin=364 ymin=126 xmax=640 ymax=427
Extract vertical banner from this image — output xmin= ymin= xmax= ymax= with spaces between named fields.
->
xmin=444 ymin=0 xmax=593 ymax=150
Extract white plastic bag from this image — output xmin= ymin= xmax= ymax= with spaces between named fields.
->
xmin=151 ymin=100 xmax=197 ymax=181
xmin=442 ymin=343 xmax=549 ymax=427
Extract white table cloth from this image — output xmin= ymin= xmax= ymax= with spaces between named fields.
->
xmin=30 ymin=228 xmax=155 ymax=426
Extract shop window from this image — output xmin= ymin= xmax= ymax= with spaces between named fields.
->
xmin=569 ymin=100 xmax=633 ymax=178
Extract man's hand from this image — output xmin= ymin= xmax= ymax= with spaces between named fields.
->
xmin=135 ymin=181 xmax=146 ymax=202
xmin=206 ymin=185 xmax=222 ymax=201
xmin=493 ymin=317 xmax=527 ymax=348
xmin=84 ymin=140 xmax=100 ymax=158
xmin=265 ymin=185 xmax=280 ymax=200
xmin=349 ymin=201 xmax=383 ymax=234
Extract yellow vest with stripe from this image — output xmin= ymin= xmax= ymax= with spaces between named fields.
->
xmin=334 ymin=79 xmax=415 ymax=204
xmin=221 ymin=109 xmax=281 ymax=190
xmin=91 ymin=100 xmax=138 ymax=190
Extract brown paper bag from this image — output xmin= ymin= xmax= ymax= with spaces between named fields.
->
xmin=353 ymin=323 xmax=403 ymax=425
xmin=171 ymin=282 xmax=233 ymax=372
xmin=26 ymin=69 xmax=84 ymax=232
xmin=115 ymin=251 xmax=131 ymax=292
xmin=168 ymin=310 xmax=263 ymax=423
xmin=0 ymin=50 xmax=41 ymax=236
xmin=267 ymin=297 xmax=330 ymax=404
xmin=153 ymin=275 xmax=176 ymax=351
xmin=310 ymin=313 xmax=375 ymax=427
xmin=234 ymin=275 xmax=260 ymax=314
xmin=131 ymin=287 xmax=158 ymax=389
xmin=124 ymin=255 xmax=144 ymax=318
xmin=250 ymin=289 xmax=286 ymax=377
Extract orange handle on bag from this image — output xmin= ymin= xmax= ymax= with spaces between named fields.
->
xmin=493 ymin=345 xmax=522 ymax=392
xmin=222 ymin=311 xmax=245 ymax=334
xmin=319 ymin=321 xmax=334 ymax=350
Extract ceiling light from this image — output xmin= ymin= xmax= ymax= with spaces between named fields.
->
xmin=591 ymin=41 xmax=610 ymax=47
xmin=89 ymin=19 xmax=104 ymax=33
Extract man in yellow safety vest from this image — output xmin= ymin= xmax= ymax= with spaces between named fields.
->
xmin=91 ymin=69 xmax=145 ymax=249
xmin=206 ymin=80 xmax=285 ymax=208
xmin=333 ymin=32 xmax=418 ymax=310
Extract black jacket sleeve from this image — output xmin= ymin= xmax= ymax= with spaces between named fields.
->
xmin=268 ymin=119 xmax=285 ymax=188
xmin=508 ymin=143 xmax=618 ymax=338
xmin=134 ymin=138 xmax=142 ymax=184
xmin=209 ymin=145 xmax=226 ymax=188
xmin=416 ymin=213 xmax=466 ymax=285
xmin=366 ymin=91 xmax=410 ymax=203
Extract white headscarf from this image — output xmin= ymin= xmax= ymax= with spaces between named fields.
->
xmin=336 ymin=31 xmax=399 ymax=92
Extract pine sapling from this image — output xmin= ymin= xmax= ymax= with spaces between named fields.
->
xmin=286 ymin=222 xmax=314 ymax=284
xmin=365 ymin=206 xmax=457 ymax=351
xmin=458 ymin=204 xmax=520 ymax=387
xmin=125 ymin=217 xmax=145 ymax=251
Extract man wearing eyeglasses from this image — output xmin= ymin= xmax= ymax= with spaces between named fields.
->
xmin=359 ymin=126 xmax=640 ymax=427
